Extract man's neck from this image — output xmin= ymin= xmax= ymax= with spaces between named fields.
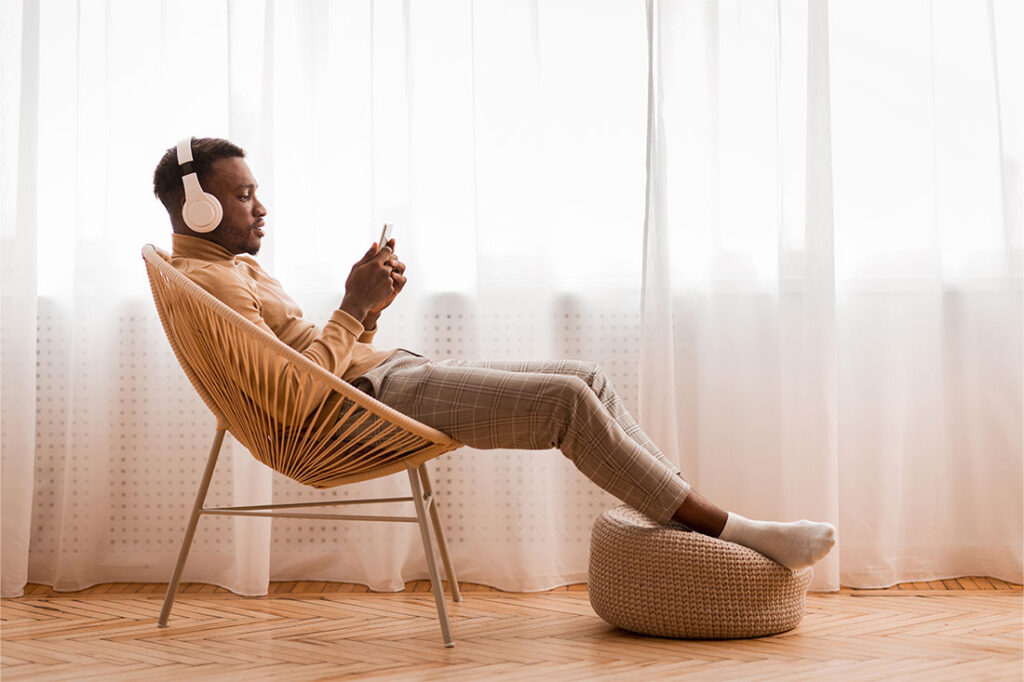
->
xmin=171 ymin=233 xmax=238 ymax=262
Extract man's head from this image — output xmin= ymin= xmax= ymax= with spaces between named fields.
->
xmin=153 ymin=137 xmax=267 ymax=256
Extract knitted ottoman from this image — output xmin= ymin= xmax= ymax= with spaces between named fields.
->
xmin=588 ymin=505 xmax=813 ymax=639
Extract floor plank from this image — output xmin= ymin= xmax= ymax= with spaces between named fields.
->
xmin=3 ymin=579 xmax=1021 ymax=680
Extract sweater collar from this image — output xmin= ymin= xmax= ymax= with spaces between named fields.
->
xmin=171 ymin=233 xmax=238 ymax=262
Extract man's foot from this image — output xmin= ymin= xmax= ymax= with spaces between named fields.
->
xmin=717 ymin=513 xmax=836 ymax=570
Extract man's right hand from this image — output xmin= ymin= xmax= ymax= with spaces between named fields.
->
xmin=339 ymin=242 xmax=395 ymax=323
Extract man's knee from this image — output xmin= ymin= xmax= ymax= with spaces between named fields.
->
xmin=575 ymin=360 xmax=609 ymax=397
xmin=545 ymin=373 xmax=591 ymax=407
xmin=536 ymin=374 xmax=592 ymax=447
xmin=561 ymin=359 xmax=603 ymax=387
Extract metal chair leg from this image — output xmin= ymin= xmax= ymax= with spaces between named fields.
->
xmin=407 ymin=464 xmax=455 ymax=647
xmin=418 ymin=461 xmax=462 ymax=602
xmin=158 ymin=429 xmax=226 ymax=627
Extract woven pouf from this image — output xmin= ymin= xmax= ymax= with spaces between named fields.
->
xmin=588 ymin=505 xmax=813 ymax=639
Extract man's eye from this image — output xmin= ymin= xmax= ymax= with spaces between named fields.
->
xmin=239 ymin=195 xmax=251 ymax=201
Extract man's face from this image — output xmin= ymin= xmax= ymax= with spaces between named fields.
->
xmin=199 ymin=157 xmax=267 ymax=256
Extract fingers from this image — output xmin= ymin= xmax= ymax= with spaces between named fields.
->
xmin=377 ymin=240 xmax=396 ymax=259
xmin=377 ymin=240 xmax=404 ymax=273
xmin=361 ymin=242 xmax=380 ymax=263
xmin=366 ymin=240 xmax=404 ymax=296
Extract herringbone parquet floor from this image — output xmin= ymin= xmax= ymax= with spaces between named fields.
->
xmin=2 ymin=578 xmax=1021 ymax=681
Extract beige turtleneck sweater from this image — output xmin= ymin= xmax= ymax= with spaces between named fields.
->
xmin=170 ymin=233 xmax=394 ymax=423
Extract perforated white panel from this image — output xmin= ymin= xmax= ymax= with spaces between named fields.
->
xmin=29 ymin=299 xmax=247 ymax=587
xmin=28 ymin=290 xmax=646 ymax=592
xmin=267 ymin=290 xmax=640 ymax=590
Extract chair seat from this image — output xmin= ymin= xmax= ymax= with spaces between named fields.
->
xmin=587 ymin=505 xmax=813 ymax=639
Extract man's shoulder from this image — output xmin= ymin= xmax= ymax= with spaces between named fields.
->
xmin=234 ymin=254 xmax=274 ymax=279
xmin=234 ymin=255 xmax=289 ymax=290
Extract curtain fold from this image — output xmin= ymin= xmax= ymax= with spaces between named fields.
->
xmin=1 ymin=0 xmax=37 ymax=599
xmin=640 ymin=0 xmax=842 ymax=592
xmin=1 ymin=0 xmax=1020 ymax=598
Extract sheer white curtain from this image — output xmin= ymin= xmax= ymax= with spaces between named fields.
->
xmin=640 ymin=0 xmax=1022 ymax=592
xmin=2 ymin=0 xmax=645 ymax=597
xmin=1 ymin=0 xmax=1020 ymax=598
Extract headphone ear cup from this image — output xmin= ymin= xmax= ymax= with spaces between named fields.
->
xmin=182 ymin=191 xmax=223 ymax=233
xmin=177 ymin=137 xmax=224 ymax=233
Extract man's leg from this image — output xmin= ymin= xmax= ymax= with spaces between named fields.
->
xmin=422 ymin=361 xmax=737 ymax=536
xmin=438 ymin=359 xmax=680 ymax=475
xmin=376 ymin=359 xmax=691 ymax=525
xmin=376 ymin=358 xmax=836 ymax=570
xmin=464 ymin=360 xmax=838 ymax=569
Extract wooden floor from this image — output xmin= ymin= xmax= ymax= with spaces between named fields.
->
xmin=3 ymin=578 xmax=1021 ymax=681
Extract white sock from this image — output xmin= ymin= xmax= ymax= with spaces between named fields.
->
xmin=718 ymin=513 xmax=836 ymax=570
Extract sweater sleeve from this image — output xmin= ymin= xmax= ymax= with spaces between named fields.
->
xmin=188 ymin=266 xmax=363 ymax=426
xmin=357 ymin=325 xmax=378 ymax=345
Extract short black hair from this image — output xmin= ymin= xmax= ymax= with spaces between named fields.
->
xmin=152 ymin=137 xmax=246 ymax=213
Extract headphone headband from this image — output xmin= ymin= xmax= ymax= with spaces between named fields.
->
xmin=176 ymin=137 xmax=194 ymax=164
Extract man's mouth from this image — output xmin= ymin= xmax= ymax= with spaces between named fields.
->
xmin=252 ymin=221 xmax=265 ymax=237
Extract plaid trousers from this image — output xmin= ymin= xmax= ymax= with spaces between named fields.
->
xmin=354 ymin=351 xmax=691 ymax=524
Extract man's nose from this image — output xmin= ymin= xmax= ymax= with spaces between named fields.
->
xmin=254 ymin=198 xmax=267 ymax=217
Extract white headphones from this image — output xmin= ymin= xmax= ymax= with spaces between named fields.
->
xmin=176 ymin=136 xmax=223 ymax=233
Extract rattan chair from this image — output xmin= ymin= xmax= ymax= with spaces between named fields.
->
xmin=142 ymin=244 xmax=463 ymax=647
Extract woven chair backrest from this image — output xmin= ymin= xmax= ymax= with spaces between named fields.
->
xmin=141 ymin=244 xmax=459 ymax=488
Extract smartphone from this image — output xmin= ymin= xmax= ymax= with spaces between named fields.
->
xmin=378 ymin=223 xmax=394 ymax=252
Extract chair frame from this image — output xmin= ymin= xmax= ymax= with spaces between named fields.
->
xmin=143 ymin=244 xmax=462 ymax=647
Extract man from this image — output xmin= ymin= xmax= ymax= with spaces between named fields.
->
xmin=153 ymin=137 xmax=836 ymax=571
